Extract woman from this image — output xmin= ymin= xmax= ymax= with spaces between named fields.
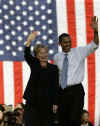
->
xmin=23 ymin=31 xmax=59 ymax=126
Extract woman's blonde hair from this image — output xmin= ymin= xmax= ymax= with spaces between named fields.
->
xmin=33 ymin=44 xmax=48 ymax=56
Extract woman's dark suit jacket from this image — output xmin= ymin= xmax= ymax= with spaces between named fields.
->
xmin=23 ymin=47 xmax=59 ymax=126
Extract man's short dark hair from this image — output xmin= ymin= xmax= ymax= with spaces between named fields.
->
xmin=59 ymin=33 xmax=70 ymax=42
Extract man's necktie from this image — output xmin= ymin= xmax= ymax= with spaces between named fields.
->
xmin=61 ymin=54 xmax=68 ymax=89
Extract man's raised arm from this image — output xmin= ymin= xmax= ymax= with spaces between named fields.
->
xmin=91 ymin=16 xmax=99 ymax=45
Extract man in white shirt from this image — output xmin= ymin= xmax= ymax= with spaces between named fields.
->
xmin=53 ymin=16 xmax=99 ymax=126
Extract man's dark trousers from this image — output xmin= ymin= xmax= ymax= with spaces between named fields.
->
xmin=58 ymin=83 xmax=85 ymax=126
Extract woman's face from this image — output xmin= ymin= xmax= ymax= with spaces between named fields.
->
xmin=36 ymin=48 xmax=48 ymax=66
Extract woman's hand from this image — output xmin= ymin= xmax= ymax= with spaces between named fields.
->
xmin=26 ymin=31 xmax=38 ymax=47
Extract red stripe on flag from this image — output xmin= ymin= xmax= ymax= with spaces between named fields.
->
xmin=84 ymin=0 xmax=95 ymax=124
xmin=13 ymin=62 xmax=23 ymax=106
xmin=66 ymin=0 xmax=77 ymax=48
xmin=49 ymin=60 xmax=54 ymax=64
xmin=0 ymin=62 xmax=4 ymax=104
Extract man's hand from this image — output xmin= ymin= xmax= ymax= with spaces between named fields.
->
xmin=90 ymin=16 xmax=99 ymax=45
xmin=90 ymin=16 xmax=98 ymax=32
xmin=53 ymin=105 xmax=58 ymax=113
xmin=26 ymin=31 xmax=38 ymax=47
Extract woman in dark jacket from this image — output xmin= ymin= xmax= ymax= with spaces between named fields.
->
xmin=23 ymin=31 xmax=59 ymax=126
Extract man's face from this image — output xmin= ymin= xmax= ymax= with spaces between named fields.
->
xmin=36 ymin=48 xmax=48 ymax=63
xmin=60 ymin=36 xmax=71 ymax=53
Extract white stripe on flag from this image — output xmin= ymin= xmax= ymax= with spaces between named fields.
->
xmin=3 ymin=62 xmax=14 ymax=105
xmin=56 ymin=0 xmax=68 ymax=52
xmin=75 ymin=0 xmax=88 ymax=110
xmin=22 ymin=61 xmax=31 ymax=103
xmin=56 ymin=0 xmax=68 ymax=35
xmin=93 ymin=1 xmax=100 ymax=125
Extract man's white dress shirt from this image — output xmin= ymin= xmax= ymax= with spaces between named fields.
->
xmin=54 ymin=41 xmax=99 ymax=86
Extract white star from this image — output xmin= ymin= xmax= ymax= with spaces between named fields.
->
xmin=10 ymin=20 xmax=15 ymax=25
xmin=0 ymin=19 xmax=2 ymax=24
xmin=4 ymin=15 xmax=9 ymax=20
xmin=47 ymin=0 xmax=52 ymax=4
xmin=34 ymin=1 xmax=39 ymax=6
xmin=42 ymin=25 xmax=47 ymax=30
xmin=21 ymin=1 xmax=27 ymax=6
xmin=4 ymin=25 xmax=10 ymax=30
xmin=22 ymin=11 xmax=27 ymax=16
xmin=6 ymin=45 xmax=11 ymax=50
xmin=48 ymin=29 xmax=53 ymax=34
xmin=11 ymin=30 xmax=16 ymax=36
xmin=35 ymin=10 xmax=40 ymax=16
xmin=36 ymin=41 xmax=41 ymax=44
xmin=38 ymin=31 xmax=41 ymax=35
xmin=48 ymin=19 xmax=52 ymax=24
xmin=28 ymin=6 xmax=33 ymax=11
xmin=18 ymin=46 xmax=23 ymax=51
xmin=16 ymin=5 xmax=21 ymax=11
xmin=9 ymin=0 xmax=14 ymax=5
xmin=0 ymin=40 xmax=4 ymax=44
xmin=23 ymin=31 xmax=28 ymax=36
xmin=47 ymin=9 xmax=52 ymax=14
xmin=12 ymin=41 xmax=16 ymax=46
xmin=35 ymin=21 xmax=40 ymax=26
xmin=49 ymin=49 xmax=54 ymax=54
xmin=41 ymin=5 xmax=46 ymax=10
xmin=22 ymin=21 xmax=28 ymax=26
xmin=28 ymin=16 xmax=34 ymax=21
xmin=0 ymin=29 xmax=3 ymax=34
xmin=17 ymin=36 xmax=23 ymax=41
xmin=0 ymin=9 xmax=2 ymax=14
xmin=3 ymin=4 xmax=8 ymax=10
xmin=48 ymin=39 xmax=53 ymax=44
xmin=16 ymin=16 xmax=21 ymax=21
xmin=41 ymin=15 xmax=46 ymax=20
xmin=10 ymin=10 xmax=15 ymax=15
xmin=42 ymin=35 xmax=47 ymax=40
xmin=12 ymin=51 xmax=17 ymax=56
xmin=17 ymin=26 xmax=22 ymax=31
xmin=29 ymin=26 xmax=34 ymax=31
xmin=5 ymin=35 xmax=10 ymax=40
xmin=0 ymin=51 xmax=4 ymax=55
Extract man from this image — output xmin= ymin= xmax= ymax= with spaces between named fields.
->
xmin=23 ymin=31 xmax=59 ymax=126
xmin=53 ymin=16 xmax=99 ymax=126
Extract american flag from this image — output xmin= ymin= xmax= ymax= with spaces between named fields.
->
xmin=0 ymin=0 xmax=100 ymax=125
